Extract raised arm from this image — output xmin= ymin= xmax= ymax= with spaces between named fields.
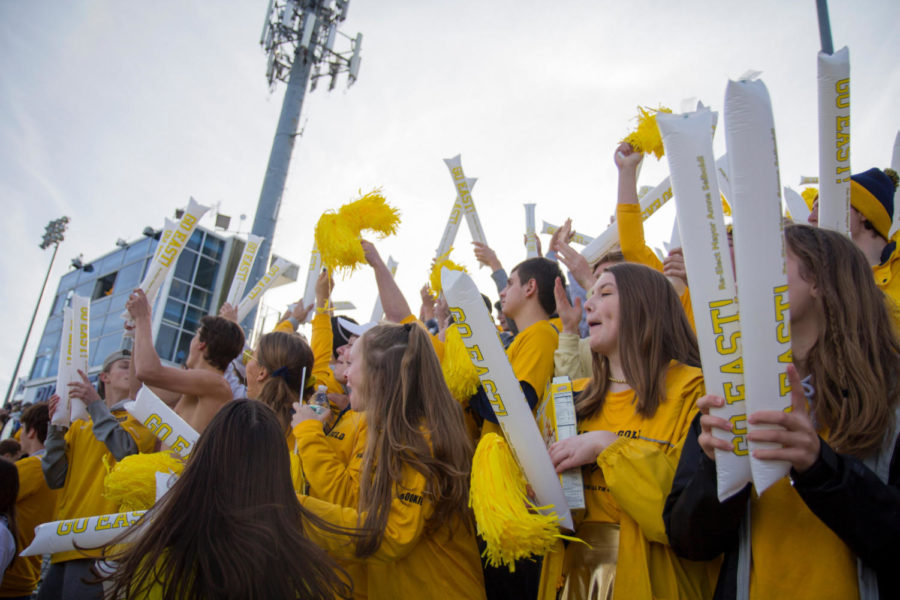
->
xmin=362 ymin=240 xmax=412 ymax=323
xmin=126 ymin=289 xmax=226 ymax=397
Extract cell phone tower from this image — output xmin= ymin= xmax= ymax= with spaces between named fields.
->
xmin=244 ymin=0 xmax=362 ymax=329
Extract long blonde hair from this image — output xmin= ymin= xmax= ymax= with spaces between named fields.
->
xmin=786 ymin=224 xmax=900 ymax=457
xmin=577 ymin=263 xmax=699 ymax=420
xmin=353 ymin=323 xmax=473 ymax=557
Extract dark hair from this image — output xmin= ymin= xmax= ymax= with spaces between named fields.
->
xmin=354 ymin=323 xmax=473 ymax=557
xmin=511 ymin=257 xmax=565 ymax=316
xmin=198 ymin=316 xmax=245 ymax=371
xmin=0 ymin=439 xmax=21 ymax=460
xmin=578 ymin=263 xmax=700 ymax=420
xmin=785 ymin=224 xmax=900 ymax=456
xmin=255 ymin=331 xmax=315 ymax=433
xmin=0 ymin=458 xmax=19 ymax=552
xmin=101 ymin=400 xmax=352 ymax=599
xmin=331 ymin=316 xmax=358 ymax=358
xmin=20 ymin=402 xmax=49 ymax=445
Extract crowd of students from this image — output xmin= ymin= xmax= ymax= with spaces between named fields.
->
xmin=1 ymin=144 xmax=899 ymax=600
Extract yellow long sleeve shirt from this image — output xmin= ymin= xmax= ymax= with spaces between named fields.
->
xmin=300 ymin=463 xmax=486 ymax=600
xmin=0 ymin=454 xmax=59 ymax=597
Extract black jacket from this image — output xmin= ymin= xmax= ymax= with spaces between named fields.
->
xmin=663 ymin=413 xmax=900 ymax=600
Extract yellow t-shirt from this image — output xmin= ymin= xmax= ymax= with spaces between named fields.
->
xmin=0 ymin=455 xmax=59 ymax=597
xmin=51 ymin=412 xmax=155 ymax=563
xmin=482 ymin=319 xmax=559 ymax=438
xmin=311 ymin=312 xmax=346 ymax=394
xmin=579 ymin=362 xmax=703 ymax=525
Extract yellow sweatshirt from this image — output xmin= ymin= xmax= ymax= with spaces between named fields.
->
xmin=0 ymin=455 xmax=59 ymax=597
xmin=300 ymin=463 xmax=486 ymax=600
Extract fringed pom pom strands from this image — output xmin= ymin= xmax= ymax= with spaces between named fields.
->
xmin=315 ymin=189 xmax=401 ymax=274
xmin=470 ymin=433 xmax=581 ymax=571
xmin=621 ymin=105 xmax=672 ymax=160
xmin=104 ymin=452 xmax=185 ymax=512
xmin=430 ymin=249 xmax=467 ymax=296
xmin=441 ymin=324 xmax=481 ymax=401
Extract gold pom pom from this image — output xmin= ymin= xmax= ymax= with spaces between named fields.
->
xmin=441 ymin=324 xmax=481 ymax=401
xmin=315 ymin=189 xmax=402 ymax=273
xmin=470 ymin=433 xmax=577 ymax=571
xmin=430 ymin=249 xmax=467 ymax=295
xmin=104 ymin=452 xmax=185 ymax=512
xmin=621 ymin=105 xmax=672 ymax=160
xmin=801 ymin=187 xmax=819 ymax=210
xmin=721 ymin=194 xmax=731 ymax=217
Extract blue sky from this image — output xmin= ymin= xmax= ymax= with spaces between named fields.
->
xmin=2 ymin=0 xmax=898 ymax=394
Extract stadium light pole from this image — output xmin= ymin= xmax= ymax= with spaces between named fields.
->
xmin=243 ymin=0 xmax=362 ymax=331
xmin=4 ymin=217 xmax=70 ymax=407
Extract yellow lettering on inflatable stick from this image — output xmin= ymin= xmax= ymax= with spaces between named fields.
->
xmin=236 ymin=256 xmax=294 ymax=322
xmin=658 ymin=107 xmax=750 ymax=501
xmin=125 ymin=386 xmax=199 ymax=458
xmin=443 ymin=156 xmax=489 ymax=248
xmin=817 ymin=47 xmax=851 ymax=235
xmin=136 ymin=197 xmax=210 ymax=310
xmin=225 ymin=234 xmax=265 ymax=306
xmin=21 ymin=511 xmax=147 ymax=557
xmin=541 ymin=221 xmax=594 ymax=246
xmin=441 ymin=267 xmax=574 ymax=530
xmin=724 ymin=77 xmax=792 ymax=494
xmin=435 ymin=178 xmax=477 ymax=260
xmin=52 ymin=294 xmax=91 ymax=426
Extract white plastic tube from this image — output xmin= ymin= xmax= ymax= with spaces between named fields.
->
xmin=441 ymin=268 xmax=573 ymax=529
xmin=817 ymin=47 xmax=851 ymax=235
xmin=725 ymin=78 xmax=792 ymax=495
xmin=658 ymin=109 xmax=751 ymax=501
xmin=124 ymin=386 xmax=199 ymax=458
xmin=225 ymin=234 xmax=264 ymax=306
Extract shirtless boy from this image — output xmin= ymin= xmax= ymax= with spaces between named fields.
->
xmin=126 ymin=289 xmax=244 ymax=432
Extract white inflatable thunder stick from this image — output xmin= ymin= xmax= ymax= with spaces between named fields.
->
xmin=580 ymin=153 xmax=729 ymax=266
xmin=725 ymin=78 xmax=792 ymax=495
xmin=236 ymin=257 xmax=293 ymax=323
xmin=541 ymin=222 xmax=595 ymax=246
xmin=300 ymin=242 xmax=322 ymax=324
xmin=370 ymin=256 xmax=398 ymax=322
xmin=225 ymin=234 xmax=265 ymax=307
xmin=149 ymin=218 xmax=176 ymax=265
xmin=125 ymin=386 xmax=199 ymax=458
xmin=783 ymin=187 xmax=812 ymax=223
xmin=443 ymin=156 xmax=488 ymax=246
xmin=21 ymin=511 xmax=146 ymax=557
xmin=139 ymin=198 xmax=210 ymax=305
xmin=817 ymin=47 xmax=851 ymax=235
xmin=524 ymin=204 xmax=538 ymax=258
xmin=51 ymin=295 xmax=91 ymax=426
xmin=434 ymin=178 xmax=477 ymax=260
xmin=657 ymin=109 xmax=751 ymax=501
xmin=441 ymin=268 xmax=573 ymax=530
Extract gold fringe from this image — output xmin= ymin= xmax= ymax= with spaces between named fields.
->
xmin=621 ymin=106 xmax=672 ymax=160
xmin=103 ymin=452 xmax=185 ymax=512
xmin=314 ymin=189 xmax=401 ymax=273
xmin=441 ymin=324 xmax=480 ymax=401
xmin=430 ymin=248 xmax=467 ymax=295
xmin=470 ymin=433 xmax=582 ymax=571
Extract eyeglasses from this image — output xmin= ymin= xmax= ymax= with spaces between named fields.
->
xmin=241 ymin=349 xmax=255 ymax=366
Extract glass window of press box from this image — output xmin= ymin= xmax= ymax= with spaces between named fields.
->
xmin=29 ymin=229 xmax=226 ymax=379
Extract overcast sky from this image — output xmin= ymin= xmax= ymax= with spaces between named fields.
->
xmin=2 ymin=0 xmax=898 ymax=395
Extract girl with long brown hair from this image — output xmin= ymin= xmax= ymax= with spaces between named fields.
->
xmin=244 ymin=330 xmax=315 ymax=435
xmin=665 ymin=224 xmax=900 ymax=600
xmin=295 ymin=322 xmax=486 ymax=600
xmin=100 ymin=399 xmax=352 ymax=599
xmin=542 ymin=262 xmax=708 ymax=599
